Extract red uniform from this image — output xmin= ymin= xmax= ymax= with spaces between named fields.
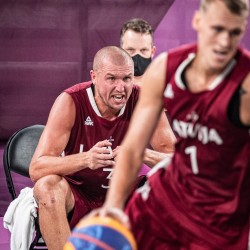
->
xmin=126 ymin=44 xmax=250 ymax=250
xmin=64 ymin=81 xmax=143 ymax=228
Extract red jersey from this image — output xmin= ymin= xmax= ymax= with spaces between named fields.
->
xmin=155 ymin=44 xmax=250 ymax=248
xmin=64 ymin=81 xmax=139 ymax=199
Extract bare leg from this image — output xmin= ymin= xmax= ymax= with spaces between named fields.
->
xmin=33 ymin=175 xmax=75 ymax=250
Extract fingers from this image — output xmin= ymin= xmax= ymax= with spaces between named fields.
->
xmin=94 ymin=140 xmax=113 ymax=158
xmin=88 ymin=140 xmax=116 ymax=169
xmin=86 ymin=208 xmax=102 ymax=218
xmin=87 ymin=207 xmax=131 ymax=229
xmin=94 ymin=159 xmax=115 ymax=167
xmin=95 ymin=140 xmax=112 ymax=148
xmin=100 ymin=207 xmax=130 ymax=229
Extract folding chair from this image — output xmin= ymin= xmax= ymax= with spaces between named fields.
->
xmin=3 ymin=124 xmax=47 ymax=249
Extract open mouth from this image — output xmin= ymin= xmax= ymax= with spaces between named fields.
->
xmin=112 ymin=94 xmax=125 ymax=101
xmin=213 ymin=49 xmax=229 ymax=60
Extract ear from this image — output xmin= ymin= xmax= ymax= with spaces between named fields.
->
xmin=151 ymin=46 xmax=156 ymax=58
xmin=90 ymin=70 xmax=96 ymax=84
xmin=192 ymin=10 xmax=201 ymax=32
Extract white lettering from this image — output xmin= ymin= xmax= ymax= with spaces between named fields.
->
xmin=79 ymin=144 xmax=84 ymax=153
xmin=209 ymin=129 xmax=223 ymax=145
xmin=173 ymin=119 xmax=223 ymax=145
xmin=101 ymin=168 xmax=114 ymax=189
xmin=185 ymin=146 xmax=199 ymax=174
xmin=198 ymin=126 xmax=208 ymax=144
xmin=179 ymin=121 xmax=189 ymax=138
xmin=187 ymin=123 xmax=200 ymax=138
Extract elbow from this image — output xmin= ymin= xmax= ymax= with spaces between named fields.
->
xmin=154 ymin=136 xmax=176 ymax=154
xmin=29 ymin=162 xmax=40 ymax=183
xmin=158 ymin=143 xmax=175 ymax=154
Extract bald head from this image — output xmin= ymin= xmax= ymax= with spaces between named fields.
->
xmin=90 ymin=46 xmax=134 ymax=117
xmin=93 ymin=46 xmax=134 ymax=73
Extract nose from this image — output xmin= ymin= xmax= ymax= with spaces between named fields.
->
xmin=115 ymin=79 xmax=125 ymax=92
xmin=218 ymin=31 xmax=231 ymax=48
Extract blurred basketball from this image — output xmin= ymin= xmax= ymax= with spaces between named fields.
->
xmin=64 ymin=216 xmax=137 ymax=250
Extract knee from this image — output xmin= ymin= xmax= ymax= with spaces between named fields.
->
xmin=33 ymin=175 xmax=67 ymax=208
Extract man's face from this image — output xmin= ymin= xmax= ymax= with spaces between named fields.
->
xmin=121 ymin=30 xmax=155 ymax=59
xmin=91 ymin=60 xmax=134 ymax=116
xmin=193 ymin=1 xmax=247 ymax=72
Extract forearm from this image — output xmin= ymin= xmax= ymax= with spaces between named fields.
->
xmin=143 ymin=148 xmax=173 ymax=168
xmin=29 ymin=152 xmax=89 ymax=182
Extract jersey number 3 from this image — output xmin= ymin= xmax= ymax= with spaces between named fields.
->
xmin=101 ymin=168 xmax=113 ymax=189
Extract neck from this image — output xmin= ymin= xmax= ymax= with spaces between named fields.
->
xmin=94 ymin=95 xmax=119 ymax=121
xmin=185 ymin=57 xmax=220 ymax=92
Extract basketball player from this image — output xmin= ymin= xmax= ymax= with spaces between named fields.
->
xmin=29 ymin=46 xmax=176 ymax=249
xmin=97 ymin=1 xmax=250 ymax=249
xmin=120 ymin=18 xmax=156 ymax=86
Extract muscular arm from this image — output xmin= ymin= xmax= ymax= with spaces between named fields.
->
xmin=104 ymin=52 xmax=168 ymax=210
xmin=144 ymin=110 xmax=176 ymax=167
xmin=240 ymin=72 xmax=250 ymax=126
xmin=29 ymin=92 xmax=114 ymax=182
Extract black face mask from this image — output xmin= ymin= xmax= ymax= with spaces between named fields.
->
xmin=132 ymin=54 xmax=152 ymax=77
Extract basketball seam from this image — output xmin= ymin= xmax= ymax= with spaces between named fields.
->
xmin=70 ymin=232 xmax=115 ymax=250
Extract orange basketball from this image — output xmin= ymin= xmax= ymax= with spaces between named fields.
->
xmin=64 ymin=216 xmax=137 ymax=250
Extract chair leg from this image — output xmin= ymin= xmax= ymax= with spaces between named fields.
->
xmin=29 ymin=216 xmax=47 ymax=250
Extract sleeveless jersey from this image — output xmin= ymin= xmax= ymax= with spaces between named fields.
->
xmin=152 ymin=44 xmax=250 ymax=248
xmin=64 ymin=81 xmax=139 ymax=200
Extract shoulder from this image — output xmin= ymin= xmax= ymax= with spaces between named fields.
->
xmin=233 ymin=48 xmax=250 ymax=82
xmin=64 ymin=81 xmax=92 ymax=94
xmin=128 ymin=84 xmax=140 ymax=103
xmin=54 ymin=91 xmax=75 ymax=109
xmin=235 ymin=47 xmax=250 ymax=67
xmin=167 ymin=43 xmax=197 ymax=67
xmin=168 ymin=43 xmax=197 ymax=56
xmin=149 ymin=45 xmax=195 ymax=74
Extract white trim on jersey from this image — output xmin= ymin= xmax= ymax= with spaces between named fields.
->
xmin=175 ymin=53 xmax=236 ymax=91
xmin=208 ymin=59 xmax=236 ymax=90
xmin=87 ymin=87 xmax=102 ymax=116
xmin=147 ymin=153 xmax=173 ymax=177
xmin=86 ymin=87 xmax=126 ymax=117
xmin=175 ymin=53 xmax=195 ymax=90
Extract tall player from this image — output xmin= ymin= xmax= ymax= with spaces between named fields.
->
xmin=97 ymin=1 xmax=250 ymax=249
xmin=29 ymin=46 xmax=176 ymax=249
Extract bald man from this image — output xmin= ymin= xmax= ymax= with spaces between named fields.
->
xmin=29 ymin=46 xmax=175 ymax=249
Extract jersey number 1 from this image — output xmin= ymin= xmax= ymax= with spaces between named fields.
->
xmin=185 ymin=146 xmax=199 ymax=174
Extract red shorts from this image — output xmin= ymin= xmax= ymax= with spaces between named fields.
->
xmin=68 ymin=175 xmax=147 ymax=229
xmin=68 ymin=182 xmax=104 ymax=229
